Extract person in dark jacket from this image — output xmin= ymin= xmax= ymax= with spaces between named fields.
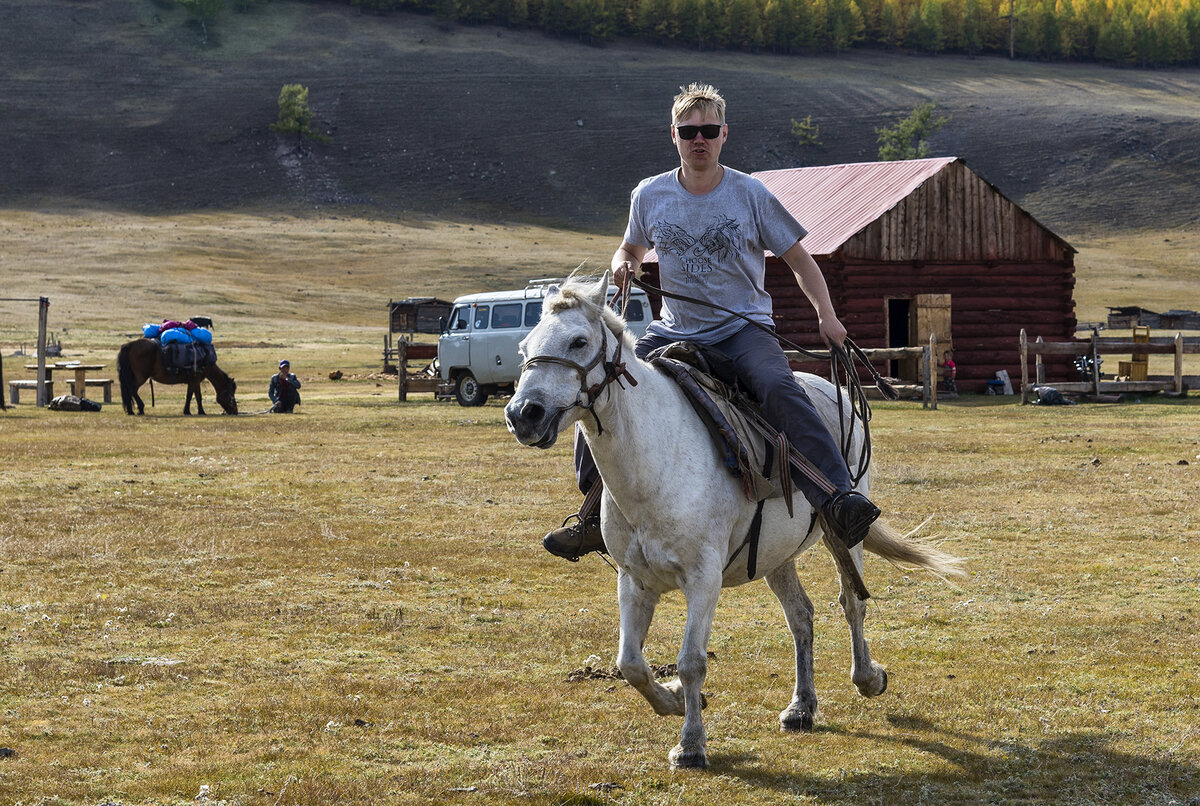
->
xmin=269 ymin=360 xmax=301 ymax=413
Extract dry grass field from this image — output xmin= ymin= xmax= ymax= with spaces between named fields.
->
xmin=1 ymin=212 xmax=1199 ymax=805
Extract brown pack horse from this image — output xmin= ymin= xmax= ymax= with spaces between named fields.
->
xmin=117 ymin=338 xmax=238 ymax=415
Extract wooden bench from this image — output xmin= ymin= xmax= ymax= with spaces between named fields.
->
xmin=80 ymin=378 xmax=114 ymax=403
xmin=8 ymin=379 xmax=53 ymax=404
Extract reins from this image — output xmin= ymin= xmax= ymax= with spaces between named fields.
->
xmin=519 ymin=307 xmax=638 ymax=437
xmin=627 ymin=274 xmax=898 ymax=484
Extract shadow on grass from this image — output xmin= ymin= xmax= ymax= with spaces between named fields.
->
xmin=710 ymin=714 xmax=1199 ymax=805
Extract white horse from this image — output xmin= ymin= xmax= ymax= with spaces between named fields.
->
xmin=505 ymin=273 xmax=965 ymax=770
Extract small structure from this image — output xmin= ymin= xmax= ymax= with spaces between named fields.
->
xmin=639 ymin=157 xmax=1077 ymax=390
xmin=384 ymin=297 xmax=452 ymax=373
xmin=388 ymin=297 xmax=452 ymax=335
xmin=1106 ymin=307 xmax=1200 ymax=331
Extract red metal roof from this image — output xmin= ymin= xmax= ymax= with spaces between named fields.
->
xmin=756 ymin=156 xmax=959 ymax=257
xmin=644 ymin=156 xmax=959 ymax=261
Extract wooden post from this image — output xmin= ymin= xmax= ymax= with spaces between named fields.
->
xmin=1176 ymin=332 xmax=1185 ymax=395
xmin=1020 ymin=328 xmax=1029 ymax=404
xmin=0 ymin=340 xmax=5 ymax=410
xmin=928 ymin=333 xmax=938 ymax=410
xmin=397 ymin=338 xmax=408 ymax=403
xmin=1090 ymin=329 xmax=1101 ymax=397
xmin=36 ymin=296 xmax=49 ymax=407
xmin=1035 ymin=336 xmax=1045 ymax=386
xmin=921 ymin=343 xmax=931 ymax=409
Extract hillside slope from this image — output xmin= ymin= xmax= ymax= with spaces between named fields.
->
xmin=4 ymin=0 xmax=1200 ymax=234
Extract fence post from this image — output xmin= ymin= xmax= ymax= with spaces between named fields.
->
xmin=1176 ymin=332 xmax=1184 ymax=395
xmin=1020 ymin=328 xmax=1028 ymax=404
xmin=397 ymin=339 xmax=408 ymax=403
xmin=929 ymin=333 xmax=938 ymax=409
xmin=36 ymin=297 xmax=50 ymax=407
xmin=1090 ymin=329 xmax=1101 ymax=396
xmin=1035 ymin=336 xmax=1045 ymax=386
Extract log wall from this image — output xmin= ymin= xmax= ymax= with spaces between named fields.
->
xmin=766 ymin=257 xmax=1077 ymax=388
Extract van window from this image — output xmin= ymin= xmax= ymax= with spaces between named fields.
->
xmin=493 ymin=302 xmax=522 ymax=329
xmin=524 ymin=301 xmax=542 ymax=328
xmin=625 ymin=299 xmax=646 ymax=322
xmin=448 ymin=306 xmax=470 ymax=331
xmin=473 ymin=305 xmax=490 ymax=330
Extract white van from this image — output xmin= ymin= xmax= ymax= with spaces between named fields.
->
xmin=438 ymin=278 xmax=653 ymax=406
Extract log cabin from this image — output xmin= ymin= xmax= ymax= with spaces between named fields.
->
xmin=640 ymin=156 xmax=1077 ymax=390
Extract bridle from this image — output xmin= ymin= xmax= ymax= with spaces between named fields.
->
xmin=519 ymin=303 xmax=638 ymax=436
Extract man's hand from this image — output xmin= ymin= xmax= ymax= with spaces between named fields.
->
xmin=818 ymin=314 xmax=848 ymax=350
xmin=613 ymin=260 xmax=635 ymax=287
xmin=611 ymin=241 xmax=647 ymax=289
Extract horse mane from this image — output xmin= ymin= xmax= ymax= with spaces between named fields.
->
xmin=546 ymin=275 xmax=634 ymax=347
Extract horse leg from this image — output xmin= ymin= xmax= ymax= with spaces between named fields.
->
xmin=835 ymin=544 xmax=888 ymax=698
xmin=615 ymin=572 xmax=683 ymax=716
xmin=765 ymin=561 xmax=818 ymax=731
xmin=134 ymin=390 xmax=145 ymax=415
xmin=193 ymin=382 xmax=206 ymax=416
xmin=667 ymin=566 xmax=722 ymax=770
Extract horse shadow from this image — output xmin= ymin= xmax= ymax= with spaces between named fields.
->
xmin=708 ymin=713 xmax=1199 ymax=804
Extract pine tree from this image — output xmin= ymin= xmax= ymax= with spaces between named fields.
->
xmin=876 ymin=101 xmax=950 ymax=161
xmin=270 ymin=84 xmax=332 ymax=153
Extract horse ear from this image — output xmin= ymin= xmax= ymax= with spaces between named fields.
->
xmin=591 ymin=271 xmax=611 ymax=307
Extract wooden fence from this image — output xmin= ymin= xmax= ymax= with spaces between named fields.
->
xmin=786 ymin=335 xmax=942 ymax=409
xmin=1019 ymin=329 xmax=1200 ymax=404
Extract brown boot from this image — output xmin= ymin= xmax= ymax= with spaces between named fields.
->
xmin=543 ymin=512 xmax=605 ymax=561
xmin=543 ymin=480 xmax=606 ymax=561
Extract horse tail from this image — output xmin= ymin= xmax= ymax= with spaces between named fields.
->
xmin=863 ymin=519 xmax=967 ymax=582
xmin=117 ymin=341 xmax=137 ymax=415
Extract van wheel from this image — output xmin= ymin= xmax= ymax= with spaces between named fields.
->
xmin=454 ymin=372 xmax=488 ymax=407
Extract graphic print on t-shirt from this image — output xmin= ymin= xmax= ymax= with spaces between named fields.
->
xmin=654 ymin=215 xmax=741 ymax=279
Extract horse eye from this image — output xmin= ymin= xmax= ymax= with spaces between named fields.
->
xmin=570 ymin=337 xmax=588 ymax=350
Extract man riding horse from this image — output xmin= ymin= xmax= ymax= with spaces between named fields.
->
xmin=543 ymin=82 xmax=881 ymax=561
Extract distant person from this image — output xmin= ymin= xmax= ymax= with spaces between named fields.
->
xmin=941 ymin=351 xmax=957 ymax=393
xmin=269 ymin=360 xmax=301 ymax=413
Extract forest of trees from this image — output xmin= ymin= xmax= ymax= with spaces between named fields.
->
xmin=326 ymin=0 xmax=1200 ymax=66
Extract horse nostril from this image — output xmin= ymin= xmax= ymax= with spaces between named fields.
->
xmin=521 ymin=401 xmax=545 ymax=423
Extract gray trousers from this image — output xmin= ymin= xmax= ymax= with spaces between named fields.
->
xmin=574 ymin=324 xmax=853 ymax=508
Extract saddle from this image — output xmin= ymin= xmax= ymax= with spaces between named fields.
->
xmin=648 ymin=341 xmax=788 ymax=506
xmin=649 ymin=341 xmax=833 ymax=579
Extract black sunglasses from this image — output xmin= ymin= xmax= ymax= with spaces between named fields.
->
xmin=675 ymin=124 xmax=723 ymax=140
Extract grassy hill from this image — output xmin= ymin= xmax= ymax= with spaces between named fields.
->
xmin=4 ymin=0 xmax=1200 ymax=235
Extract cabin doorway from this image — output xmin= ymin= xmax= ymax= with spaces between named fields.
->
xmin=885 ymin=294 xmax=952 ymax=381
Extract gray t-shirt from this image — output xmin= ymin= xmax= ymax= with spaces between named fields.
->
xmin=624 ymin=166 xmax=807 ymax=343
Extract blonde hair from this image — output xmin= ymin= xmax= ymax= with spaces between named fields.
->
xmin=671 ymin=83 xmax=726 ymax=125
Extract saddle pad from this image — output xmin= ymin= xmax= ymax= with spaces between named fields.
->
xmin=651 ymin=356 xmax=782 ymax=504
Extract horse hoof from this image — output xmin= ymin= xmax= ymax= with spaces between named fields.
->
xmin=856 ymin=668 xmax=888 ymax=698
xmin=780 ymin=711 xmax=814 ymax=732
xmin=668 ymin=744 xmax=707 ymax=770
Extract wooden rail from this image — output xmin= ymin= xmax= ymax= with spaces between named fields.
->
xmin=1019 ymin=329 xmax=1199 ymax=403
xmin=786 ymin=336 xmax=941 ymax=409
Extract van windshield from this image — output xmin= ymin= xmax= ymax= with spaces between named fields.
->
xmin=448 ymin=306 xmax=470 ymax=331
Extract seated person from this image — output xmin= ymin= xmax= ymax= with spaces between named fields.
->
xmin=269 ymin=359 xmax=301 ymax=413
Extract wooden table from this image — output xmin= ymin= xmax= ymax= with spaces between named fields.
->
xmin=26 ymin=362 xmax=107 ymax=397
